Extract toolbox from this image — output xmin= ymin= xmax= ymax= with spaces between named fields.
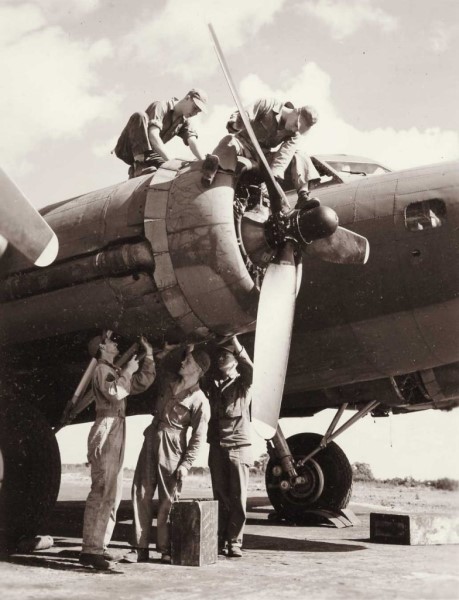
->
xmin=170 ymin=499 xmax=218 ymax=566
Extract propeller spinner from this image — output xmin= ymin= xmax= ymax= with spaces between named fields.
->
xmin=208 ymin=23 xmax=369 ymax=440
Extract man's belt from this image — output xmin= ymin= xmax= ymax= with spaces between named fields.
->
xmin=96 ymin=408 xmax=126 ymax=418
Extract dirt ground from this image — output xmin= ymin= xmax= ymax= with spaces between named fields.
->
xmin=2 ymin=474 xmax=459 ymax=600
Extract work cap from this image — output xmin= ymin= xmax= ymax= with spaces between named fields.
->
xmin=216 ymin=343 xmax=235 ymax=356
xmin=298 ymin=105 xmax=318 ymax=127
xmin=87 ymin=332 xmax=119 ymax=357
xmin=88 ymin=335 xmax=103 ymax=357
xmin=188 ymin=88 xmax=208 ymax=113
xmin=191 ymin=348 xmax=211 ymax=374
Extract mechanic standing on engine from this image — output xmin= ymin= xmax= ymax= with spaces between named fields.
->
xmin=202 ymin=98 xmax=319 ymax=208
xmin=206 ymin=336 xmax=253 ymax=558
xmin=79 ymin=334 xmax=155 ymax=570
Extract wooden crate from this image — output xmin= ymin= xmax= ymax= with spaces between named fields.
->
xmin=170 ymin=499 xmax=218 ymax=566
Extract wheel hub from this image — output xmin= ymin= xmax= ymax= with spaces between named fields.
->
xmin=288 ymin=458 xmax=325 ymax=503
xmin=269 ymin=457 xmax=325 ymax=505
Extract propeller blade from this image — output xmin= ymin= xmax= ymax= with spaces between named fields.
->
xmin=252 ymin=243 xmax=298 ymax=439
xmin=208 ymin=23 xmax=289 ymax=214
xmin=304 ymin=225 xmax=370 ymax=265
xmin=0 ymin=166 xmax=58 ymax=266
xmin=0 ymin=234 xmax=8 ymax=259
xmin=295 ymin=260 xmax=303 ymax=297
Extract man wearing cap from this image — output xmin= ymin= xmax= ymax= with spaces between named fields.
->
xmin=79 ymin=334 xmax=155 ymax=570
xmin=205 ymin=336 xmax=253 ymax=558
xmin=123 ymin=343 xmax=211 ymax=564
xmin=202 ymin=98 xmax=320 ymax=208
xmin=114 ymin=89 xmax=208 ymax=179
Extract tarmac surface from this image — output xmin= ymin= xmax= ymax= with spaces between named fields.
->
xmin=2 ymin=477 xmax=459 ymax=600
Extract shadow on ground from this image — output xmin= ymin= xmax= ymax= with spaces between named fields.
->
xmin=2 ymin=494 xmax=368 ymax=572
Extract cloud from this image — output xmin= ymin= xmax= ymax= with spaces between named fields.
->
xmin=299 ymin=0 xmax=398 ymax=40
xmin=31 ymin=0 xmax=101 ymax=17
xmin=0 ymin=4 xmax=46 ymax=44
xmin=169 ymin=61 xmax=459 ymax=171
xmin=0 ymin=4 xmax=121 ymax=172
xmin=122 ymin=0 xmax=286 ymax=80
xmin=310 ymin=121 xmax=459 ymax=171
xmin=429 ymin=21 xmax=458 ymax=54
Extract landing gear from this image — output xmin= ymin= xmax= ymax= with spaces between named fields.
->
xmin=265 ymin=401 xmax=380 ymax=521
xmin=266 ymin=432 xmax=352 ymax=519
xmin=0 ymin=398 xmax=61 ymax=552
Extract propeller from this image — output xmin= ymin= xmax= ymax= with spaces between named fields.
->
xmin=208 ymin=24 xmax=369 ymax=439
xmin=0 ymin=166 xmax=58 ymax=266
xmin=251 ymin=242 xmax=298 ymax=439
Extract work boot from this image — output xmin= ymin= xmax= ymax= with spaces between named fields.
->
xmin=296 ymin=190 xmax=321 ymax=211
xmin=79 ymin=553 xmax=112 ymax=570
xmin=102 ymin=548 xmax=115 ymax=561
xmin=131 ymin=162 xmax=157 ymax=179
xmin=227 ymin=545 xmax=243 ymax=558
xmin=160 ymin=553 xmax=171 ymax=564
xmin=201 ymin=154 xmax=220 ymax=187
xmin=121 ymin=548 xmax=149 ymax=563
xmin=129 ymin=151 xmax=161 ymax=179
xmin=218 ymin=538 xmax=228 ymax=556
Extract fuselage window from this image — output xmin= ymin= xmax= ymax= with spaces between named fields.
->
xmin=405 ymin=199 xmax=446 ymax=231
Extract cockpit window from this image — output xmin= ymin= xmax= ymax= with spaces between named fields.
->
xmin=327 ymin=161 xmax=390 ymax=178
xmin=405 ymin=199 xmax=446 ymax=231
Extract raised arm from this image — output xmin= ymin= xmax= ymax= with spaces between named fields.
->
xmin=129 ymin=336 xmax=156 ymax=395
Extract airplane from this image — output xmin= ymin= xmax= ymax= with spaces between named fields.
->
xmin=1 ymin=23 xmax=458 ymax=550
xmin=0 ymin=146 xmax=458 ymax=549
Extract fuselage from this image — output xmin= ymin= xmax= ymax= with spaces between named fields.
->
xmin=1 ymin=159 xmax=458 ymax=423
xmin=284 ymin=161 xmax=459 ymax=392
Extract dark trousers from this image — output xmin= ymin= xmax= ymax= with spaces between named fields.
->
xmin=115 ymin=111 xmax=165 ymax=171
xmin=208 ymin=444 xmax=251 ymax=548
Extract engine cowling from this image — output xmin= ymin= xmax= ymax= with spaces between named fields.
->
xmin=0 ymin=160 xmax=258 ymax=346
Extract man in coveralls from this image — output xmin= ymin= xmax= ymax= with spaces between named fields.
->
xmin=123 ymin=343 xmax=211 ymax=564
xmin=206 ymin=336 xmax=253 ymax=558
xmin=79 ymin=334 xmax=155 ymax=570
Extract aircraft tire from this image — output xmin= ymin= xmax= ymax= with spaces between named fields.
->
xmin=0 ymin=397 xmax=61 ymax=552
xmin=265 ymin=432 xmax=353 ymax=518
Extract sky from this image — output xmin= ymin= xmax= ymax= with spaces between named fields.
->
xmin=57 ymin=408 xmax=459 ymax=481
xmin=2 ymin=0 xmax=459 ymax=480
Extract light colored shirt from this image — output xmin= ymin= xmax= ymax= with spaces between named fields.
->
xmin=146 ymin=97 xmax=198 ymax=146
xmin=92 ymin=358 xmax=155 ymax=417
xmin=152 ymin=361 xmax=210 ymax=470
xmin=226 ymin=97 xmax=300 ymax=179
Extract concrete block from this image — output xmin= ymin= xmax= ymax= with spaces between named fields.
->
xmin=370 ymin=512 xmax=459 ymax=545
